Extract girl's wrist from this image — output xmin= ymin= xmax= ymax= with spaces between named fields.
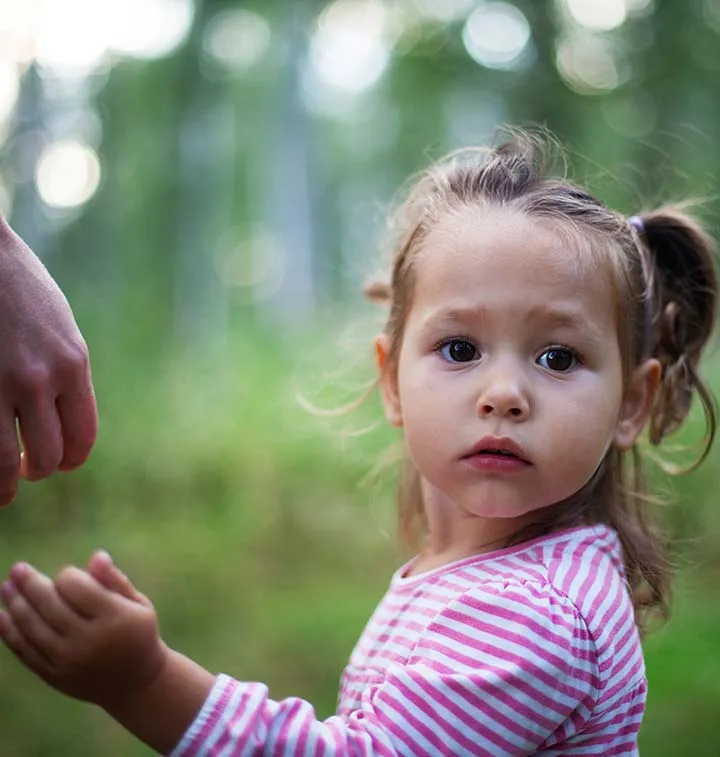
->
xmin=102 ymin=645 xmax=216 ymax=755
xmin=97 ymin=639 xmax=172 ymax=714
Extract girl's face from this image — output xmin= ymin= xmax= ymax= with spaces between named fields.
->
xmin=377 ymin=206 xmax=659 ymax=538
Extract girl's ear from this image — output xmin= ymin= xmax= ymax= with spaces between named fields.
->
xmin=374 ymin=334 xmax=403 ymax=427
xmin=614 ymin=358 xmax=662 ymax=450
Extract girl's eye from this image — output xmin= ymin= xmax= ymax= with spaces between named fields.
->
xmin=438 ymin=339 xmax=479 ymax=363
xmin=537 ymin=348 xmax=577 ymax=372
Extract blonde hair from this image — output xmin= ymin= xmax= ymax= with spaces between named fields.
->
xmin=366 ymin=131 xmax=718 ymax=632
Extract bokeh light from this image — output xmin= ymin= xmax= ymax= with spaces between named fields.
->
xmin=627 ymin=0 xmax=653 ymax=12
xmin=0 ymin=174 xmax=13 ymax=218
xmin=556 ymin=33 xmax=627 ymax=94
xmin=412 ymin=0 xmax=475 ymax=24
xmin=563 ymin=0 xmax=628 ymax=31
xmin=35 ymin=0 xmax=109 ymax=77
xmin=309 ymin=0 xmax=391 ymax=94
xmin=0 ymin=0 xmax=37 ymax=65
xmin=35 ymin=139 xmax=101 ymax=209
xmin=0 ymin=60 xmax=20 ymax=127
xmin=1 ymin=0 xmax=194 ymax=81
xmin=462 ymin=2 xmax=532 ymax=71
xmin=202 ymin=9 xmax=271 ymax=74
xmin=214 ymin=226 xmax=285 ymax=301
xmin=703 ymin=0 xmax=720 ymax=34
xmin=106 ymin=0 xmax=194 ymax=60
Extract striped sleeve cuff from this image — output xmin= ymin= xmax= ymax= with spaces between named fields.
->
xmin=168 ymin=674 xmax=237 ymax=757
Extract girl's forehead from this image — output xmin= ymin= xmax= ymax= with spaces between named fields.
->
xmin=417 ymin=205 xmax=601 ymax=281
xmin=411 ymin=206 xmax=618 ymax=323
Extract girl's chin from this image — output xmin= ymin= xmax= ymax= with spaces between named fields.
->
xmin=465 ymin=508 xmax=543 ymax=521
xmin=461 ymin=497 xmax=557 ymax=521
xmin=425 ymin=480 xmax=563 ymax=521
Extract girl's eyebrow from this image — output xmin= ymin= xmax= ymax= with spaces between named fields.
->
xmin=420 ymin=304 xmax=605 ymax=340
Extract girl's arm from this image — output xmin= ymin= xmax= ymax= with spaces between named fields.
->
xmin=165 ymin=583 xmax=609 ymax=757
xmin=106 ymin=649 xmax=215 ymax=754
xmin=0 ymin=555 xmax=607 ymax=756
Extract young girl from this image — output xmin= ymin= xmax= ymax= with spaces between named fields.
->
xmin=0 ymin=132 xmax=716 ymax=756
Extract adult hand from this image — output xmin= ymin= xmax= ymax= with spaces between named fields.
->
xmin=0 ymin=216 xmax=97 ymax=506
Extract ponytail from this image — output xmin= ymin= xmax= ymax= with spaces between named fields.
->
xmin=634 ymin=207 xmax=718 ymax=462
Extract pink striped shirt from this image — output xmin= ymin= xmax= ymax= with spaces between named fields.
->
xmin=170 ymin=524 xmax=644 ymax=756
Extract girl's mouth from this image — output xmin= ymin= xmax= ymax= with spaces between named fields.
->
xmin=464 ymin=450 xmax=531 ymax=473
xmin=464 ymin=436 xmax=530 ymax=464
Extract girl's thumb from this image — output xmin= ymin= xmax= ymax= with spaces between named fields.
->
xmin=88 ymin=550 xmax=144 ymax=603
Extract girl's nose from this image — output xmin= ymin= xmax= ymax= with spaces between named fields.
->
xmin=476 ymin=371 xmax=530 ymax=420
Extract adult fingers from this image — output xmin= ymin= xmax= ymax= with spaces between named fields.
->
xmin=56 ymin=344 xmax=97 ymax=472
xmin=9 ymin=563 xmax=76 ymax=635
xmin=15 ymin=340 xmax=96 ymax=480
xmin=0 ymin=406 xmax=20 ymax=507
xmin=17 ymin=389 xmax=64 ymax=482
xmin=56 ymin=389 xmax=98 ymax=472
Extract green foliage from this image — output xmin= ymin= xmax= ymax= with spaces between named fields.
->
xmin=1 ymin=328 xmax=720 ymax=755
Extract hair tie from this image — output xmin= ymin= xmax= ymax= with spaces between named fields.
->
xmin=629 ymin=215 xmax=645 ymax=234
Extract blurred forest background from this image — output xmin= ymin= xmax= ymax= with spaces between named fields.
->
xmin=1 ymin=0 xmax=720 ymax=754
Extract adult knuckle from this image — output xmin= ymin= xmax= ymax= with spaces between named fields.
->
xmin=57 ymin=338 xmax=90 ymax=376
xmin=15 ymin=362 xmax=51 ymax=397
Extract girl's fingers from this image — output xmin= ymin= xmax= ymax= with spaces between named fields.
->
xmin=0 ymin=586 xmax=57 ymax=670
xmin=53 ymin=565 xmax=114 ymax=618
xmin=9 ymin=563 xmax=76 ymax=635
xmin=87 ymin=551 xmax=144 ymax=603
xmin=0 ymin=611 xmax=49 ymax=674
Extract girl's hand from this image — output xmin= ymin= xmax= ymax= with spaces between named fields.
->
xmin=0 ymin=553 xmax=168 ymax=711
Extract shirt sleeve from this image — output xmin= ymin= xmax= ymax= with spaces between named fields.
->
xmin=168 ymin=581 xmax=600 ymax=757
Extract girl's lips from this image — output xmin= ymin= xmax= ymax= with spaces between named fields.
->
xmin=464 ymin=435 xmax=529 ymax=463
xmin=463 ymin=452 xmax=531 ymax=473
